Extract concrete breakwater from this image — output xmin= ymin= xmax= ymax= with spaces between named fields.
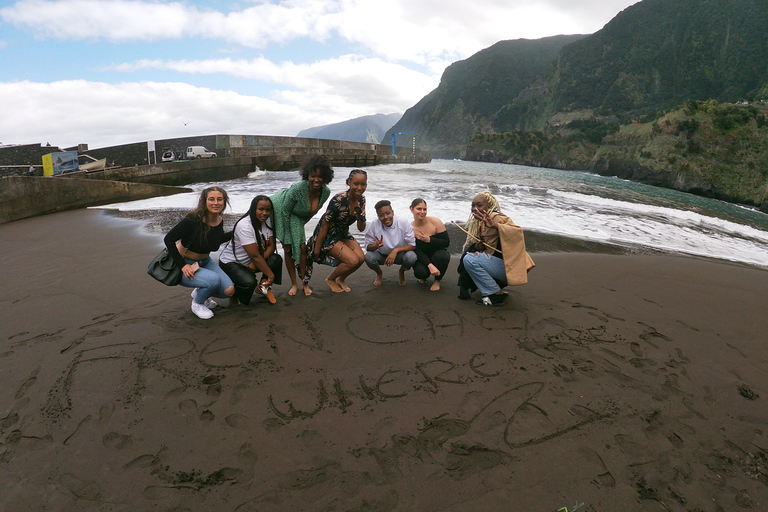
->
xmin=0 ymin=176 xmax=191 ymax=224
xmin=1 ymin=134 xmax=431 ymax=223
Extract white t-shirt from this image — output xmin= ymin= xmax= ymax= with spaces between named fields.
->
xmin=219 ymin=216 xmax=273 ymax=265
xmin=364 ymin=215 xmax=415 ymax=255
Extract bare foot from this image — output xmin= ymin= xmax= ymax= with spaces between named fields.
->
xmin=288 ymin=284 xmax=298 ymax=296
xmin=398 ymin=268 xmax=407 ymax=286
xmin=336 ymin=279 xmax=351 ymax=292
xmin=430 ymin=280 xmax=441 ymax=292
xmin=325 ymin=277 xmax=344 ymax=293
xmin=373 ymin=273 xmax=383 ymax=286
xmin=303 ymin=283 xmax=313 ymax=296
xmin=417 ymin=279 xmax=426 ymax=284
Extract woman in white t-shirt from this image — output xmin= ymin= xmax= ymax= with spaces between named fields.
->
xmin=219 ymin=195 xmax=282 ymax=306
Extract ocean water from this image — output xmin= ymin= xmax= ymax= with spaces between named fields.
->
xmin=98 ymin=159 xmax=768 ymax=268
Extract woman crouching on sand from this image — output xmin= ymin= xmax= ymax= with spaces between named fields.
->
xmin=457 ymin=191 xmax=535 ymax=306
xmin=410 ymin=198 xmax=450 ymax=292
xmin=218 ymin=195 xmax=282 ymax=307
xmin=305 ymin=169 xmax=368 ymax=293
xmin=164 ymin=186 xmax=235 ymax=319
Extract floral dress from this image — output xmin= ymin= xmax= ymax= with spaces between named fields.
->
xmin=303 ymin=192 xmax=365 ymax=279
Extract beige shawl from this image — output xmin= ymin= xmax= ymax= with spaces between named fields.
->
xmin=491 ymin=213 xmax=535 ymax=286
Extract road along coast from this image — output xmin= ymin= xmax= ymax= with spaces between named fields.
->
xmin=1 ymin=209 xmax=766 ymax=510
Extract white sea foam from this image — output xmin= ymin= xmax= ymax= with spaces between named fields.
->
xmin=97 ymin=159 xmax=768 ymax=268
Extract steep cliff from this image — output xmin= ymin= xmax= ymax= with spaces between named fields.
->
xmin=385 ymin=35 xmax=586 ymax=158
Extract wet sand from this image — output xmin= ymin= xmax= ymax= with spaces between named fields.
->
xmin=1 ymin=208 xmax=767 ymax=511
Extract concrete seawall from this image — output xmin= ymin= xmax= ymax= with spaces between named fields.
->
xmin=0 ymin=176 xmax=191 ymax=224
xmin=79 ymin=157 xmax=256 ymax=186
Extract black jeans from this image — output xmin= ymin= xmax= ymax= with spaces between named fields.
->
xmin=413 ymin=248 xmax=450 ymax=281
xmin=219 ymin=253 xmax=282 ymax=305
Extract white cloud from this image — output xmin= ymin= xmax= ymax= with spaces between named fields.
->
xmin=0 ymin=80 xmax=327 ymax=148
xmin=0 ymin=75 xmax=427 ymax=148
xmin=1 ymin=0 xmax=639 ymax=63
xmin=107 ymin=54 xmax=438 ymax=111
xmin=0 ymin=0 xmax=337 ymax=46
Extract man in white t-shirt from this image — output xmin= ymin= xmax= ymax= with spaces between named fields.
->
xmin=364 ymin=200 xmax=417 ymax=286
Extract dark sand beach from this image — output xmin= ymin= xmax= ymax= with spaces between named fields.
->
xmin=1 ymin=209 xmax=767 ymax=511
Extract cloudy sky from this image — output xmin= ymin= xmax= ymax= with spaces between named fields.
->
xmin=0 ymin=0 xmax=639 ymax=149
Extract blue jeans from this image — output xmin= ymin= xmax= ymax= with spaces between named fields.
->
xmin=462 ymin=252 xmax=506 ymax=296
xmin=181 ymin=256 xmax=234 ymax=304
xmin=364 ymin=250 xmax=417 ymax=271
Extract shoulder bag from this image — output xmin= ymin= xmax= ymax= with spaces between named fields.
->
xmin=147 ymin=249 xmax=182 ymax=286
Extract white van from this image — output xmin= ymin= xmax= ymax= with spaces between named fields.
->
xmin=186 ymin=146 xmax=217 ymax=159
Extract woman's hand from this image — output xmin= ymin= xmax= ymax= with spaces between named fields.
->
xmin=472 ymin=207 xmax=496 ymax=227
xmin=427 ymin=263 xmax=440 ymax=276
xmin=414 ymin=229 xmax=430 ymax=243
xmin=181 ymin=263 xmax=197 ymax=280
xmin=261 ymin=273 xmax=275 ymax=287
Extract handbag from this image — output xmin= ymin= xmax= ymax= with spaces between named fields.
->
xmin=147 ymin=249 xmax=182 ymax=286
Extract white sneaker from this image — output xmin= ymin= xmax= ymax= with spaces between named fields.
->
xmin=191 ymin=300 xmax=214 ymax=319
xmin=191 ymin=288 xmax=218 ymax=309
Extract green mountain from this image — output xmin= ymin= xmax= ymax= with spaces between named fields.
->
xmin=385 ymin=35 xmax=586 ymax=158
xmin=390 ymin=0 xmax=768 ymax=159
xmin=494 ymin=0 xmax=768 ymax=131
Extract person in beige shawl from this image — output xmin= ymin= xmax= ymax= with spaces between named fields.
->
xmin=458 ymin=191 xmax=535 ymax=306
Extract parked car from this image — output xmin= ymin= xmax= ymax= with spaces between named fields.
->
xmin=161 ymin=148 xmax=175 ymax=162
xmin=186 ymin=146 xmax=217 ymax=159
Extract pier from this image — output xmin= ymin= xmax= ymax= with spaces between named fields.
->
xmin=0 ymin=134 xmax=431 ymax=223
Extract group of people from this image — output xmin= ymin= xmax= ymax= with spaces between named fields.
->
xmin=162 ymin=155 xmax=534 ymax=319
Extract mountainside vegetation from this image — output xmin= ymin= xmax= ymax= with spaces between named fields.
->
xmin=467 ymin=100 xmax=768 ymax=210
xmin=388 ymin=0 xmax=768 ymax=209
xmin=493 ymin=0 xmax=768 ymax=131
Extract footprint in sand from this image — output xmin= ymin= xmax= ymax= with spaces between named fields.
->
xmin=99 ymin=403 xmax=115 ymax=423
xmin=577 ymin=447 xmax=616 ymax=488
xmin=21 ymin=434 xmax=53 ymax=451
xmin=59 ymin=473 xmax=102 ymax=501
xmin=15 ymin=369 xmax=39 ymax=399
xmin=613 ymin=433 xmax=647 ymax=457
xmin=225 ymin=414 xmax=250 ymax=430
xmin=703 ymin=385 xmax=715 ymax=405
xmin=278 ymin=461 xmax=341 ymax=490
xmin=124 ymin=454 xmax=157 ymax=470
xmin=102 ymin=432 xmax=133 ymax=450
xmin=178 ymin=399 xmax=199 ymax=419
xmin=444 ymin=445 xmax=508 ymax=481
xmin=0 ymin=411 xmax=19 ymax=430
xmin=238 ymin=443 xmax=258 ymax=466
xmin=231 ymin=382 xmax=251 ymax=405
